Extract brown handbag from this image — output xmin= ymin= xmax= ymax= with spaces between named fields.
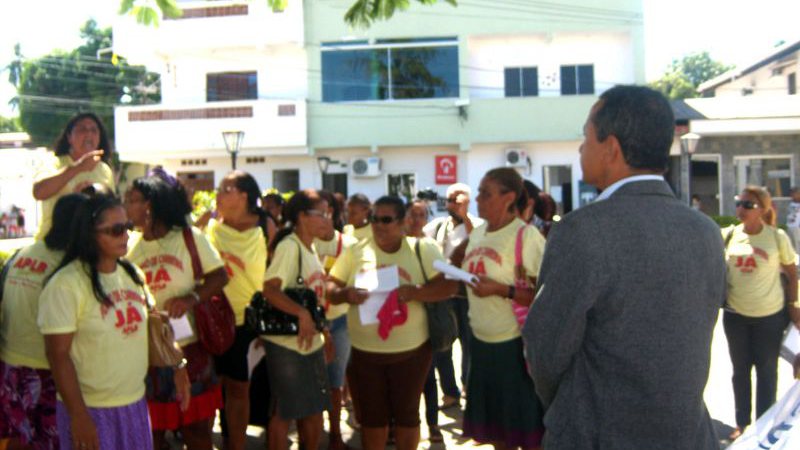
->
xmin=148 ymin=309 xmax=184 ymax=367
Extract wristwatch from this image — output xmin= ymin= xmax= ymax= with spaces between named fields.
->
xmin=507 ymin=285 xmax=516 ymax=300
xmin=175 ymin=358 xmax=188 ymax=370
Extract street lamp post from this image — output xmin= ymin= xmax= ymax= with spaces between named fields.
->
xmin=679 ymin=132 xmax=701 ymax=205
xmin=222 ymin=131 xmax=245 ymax=170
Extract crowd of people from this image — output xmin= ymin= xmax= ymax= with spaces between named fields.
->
xmin=0 ymin=85 xmax=799 ymax=450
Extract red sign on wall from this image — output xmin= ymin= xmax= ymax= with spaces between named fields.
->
xmin=435 ymin=155 xmax=457 ymax=185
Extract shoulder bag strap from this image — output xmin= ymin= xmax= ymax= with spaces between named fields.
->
xmin=414 ymin=238 xmax=429 ymax=283
xmin=514 ymin=225 xmax=527 ymax=282
xmin=181 ymin=227 xmax=203 ymax=282
xmin=294 ymin=239 xmax=306 ymax=286
xmin=0 ymin=249 xmax=21 ymax=304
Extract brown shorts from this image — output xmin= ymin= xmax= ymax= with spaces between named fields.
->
xmin=347 ymin=342 xmax=432 ymax=428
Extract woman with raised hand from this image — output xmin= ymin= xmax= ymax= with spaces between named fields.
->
xmin=723 ymin=185 xmax=799 ymax=440
xmin=206 ymin=171 xmax=267 ymax=450
xmin=462 ymin=167 xmax=546 ymax=450
xmin=125 ymin=171 xmax=228 ymax=450
xmin=39 ymin=194 xmax=188 ymax=450
xmin=327 ymin=196 xmax=457 ymax=450
xmin=314 ymin=190 xmax=359 ymax=450
xmin=0 ymin=194 xmax=87 ymax=450
xmin=32 ymin=113 xmax=115 ymax=240
xmin=262 ymin=189 xmax=332 ymax=450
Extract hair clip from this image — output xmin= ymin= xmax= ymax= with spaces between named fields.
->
xmin=147 ymin=166 xmax=179 ymax=188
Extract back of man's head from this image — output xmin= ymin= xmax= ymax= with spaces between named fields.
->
xmin=593 ymin=85 xmax=674 ymax=172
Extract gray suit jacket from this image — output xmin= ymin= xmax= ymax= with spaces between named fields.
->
xmin=523 ymin=180 xmax=725 ymax=450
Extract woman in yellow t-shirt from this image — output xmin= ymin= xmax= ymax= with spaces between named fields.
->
xmin=314 ymin=190 xmax=358 ymax=450
xmin=0 ymin=194 xmax=87 ymax=450
xmin=723 ymin=186 xmax=799 ymax=440
xmin=206 ymin=171 xmax=267 ymax=450
xmin=262 ymin=189 xmax=332 ymax=450
xmin=327 ymin=196 xmax=457 ymax=450
xmin=462 ymin=168 xmax=546 ymax=450
xmin=40 ymin=194 xmax=188 ymax=450
xmin=342 ymin=193 xmax=373 ymax=242
xmin=125 ymin=172 xmax=228 ymax=450
xmin=32 ymin=113 xmax=115 ymax=240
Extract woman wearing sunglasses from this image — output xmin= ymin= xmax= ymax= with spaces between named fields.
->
xmin=125 ymin=173 xmax=228 ymax=450
xmin=38 ymin=194 xmax=179 ymax=450
xmin=262 ymin=189 xmax=331 ymax=450
xmin=723 ymin=186 xmax=799 ymax=440
xmin=205 ymin=171 xmax=267 ymax=450
xmin=0 ymin=194 xmax=87 ymax=450
xmin=327 ymin=196 xmax=457 ymax=450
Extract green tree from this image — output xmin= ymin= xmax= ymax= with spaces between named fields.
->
xmin=119 ymin=0 xmax=456 ymax=27
xmin=15 ymin=19 xmax=160 ymax=147
xmin=0 ymin=116 xmax=21 ymax=133
xmin=650 ymin=52 xmax=733 ymax=100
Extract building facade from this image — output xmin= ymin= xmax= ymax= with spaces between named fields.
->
xmin=113 ymin=0 xmax=645 ymax=214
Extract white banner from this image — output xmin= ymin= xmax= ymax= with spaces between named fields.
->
xmin=726 ymin=380 xmax=800 ymax=449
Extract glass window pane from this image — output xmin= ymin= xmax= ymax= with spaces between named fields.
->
xmin=505 ymin=68 xmax=521 ymax=97
xmin=577 ymin=65 xmax=594 ymax=94
xmin=206 ymin=71 xmax=257 ymax=102
xmin=273 ymin=169 xmax=300 ymax=193
xmin=322 ymin=49 xmax=388 ymax=102
xmin=390 ymin=46 xmax=459 ymax=99
xmin=560 ymin=66 xmax=577 ymax=95
xmin=735 ymin=158 xmax=792 ymax=197
xmin=522 ymin=67 xmax=538 ymax=96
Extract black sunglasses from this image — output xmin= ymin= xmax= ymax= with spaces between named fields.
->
xmin=735 ymin=200 xmax=759 ymax=210
xmin=96 ymin=221 xmax=134 ymax=237
xmin=370 ymin=215 xmax=398 ymax=224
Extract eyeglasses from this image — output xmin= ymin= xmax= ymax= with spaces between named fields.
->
xmin=96 ymin=221 xmax=133 ymax=237
xmin=217 ymin=185 xmax=237 ymax=194
xmin=305 ymin=210 xmax=332 ymax=219
xmin=735 ymin=200 xmax=759 ymax=210
xmin=370 ymin=215 xmax=398 ymax=224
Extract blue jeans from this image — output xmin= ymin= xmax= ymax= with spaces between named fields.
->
xmin=433 ymin=296 xmax=471 ymax=395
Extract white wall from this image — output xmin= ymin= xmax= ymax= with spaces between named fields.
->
xmin=467 ymin=32 xmax=635 ymax=98
xmin=0 ymin=148 xmax=51 ymax=236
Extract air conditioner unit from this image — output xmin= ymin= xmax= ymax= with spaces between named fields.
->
xmin=350 ymin=156 xmax=382 ymax=178
xmin=505 ymin=148 xmax=528 ymax=168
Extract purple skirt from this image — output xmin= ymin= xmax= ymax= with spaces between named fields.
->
xmin=56 ymin=397 xmax=153 ymax=450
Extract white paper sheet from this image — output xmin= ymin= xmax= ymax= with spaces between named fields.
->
xmin=433 ymin=260 xmax=478 ymax=285
xmin=780 ymin=324 xmax=800 ymax=363
xmin=169 ymin=315 xmax=194 ymax=341
xmin=356 ymin=266 xmax=399 ymax=325
xmin=247 ymin=339 xmax=266 ymax=378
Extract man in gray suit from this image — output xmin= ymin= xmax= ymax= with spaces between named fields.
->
xmin=523 ymin=85 xmax=726 ymax=449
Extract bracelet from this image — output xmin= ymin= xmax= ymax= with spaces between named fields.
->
xmin=175 ymin=358 xmax=188 ymax=370
xmin=188 ymin=291 xmax=200 ymax=304
xmin=507 ymin=285 xmax=516 ymax=300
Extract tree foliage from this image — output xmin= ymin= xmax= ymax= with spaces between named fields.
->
xmin=119 ymin=0 xmax=455 ymax=27
xmin=650 ymin=52 xmax=733 ymax=100
xmin=0 ymin=116 xmax=21 ymax=133
xmin=15 ymin=19 xmax=160 ymax=147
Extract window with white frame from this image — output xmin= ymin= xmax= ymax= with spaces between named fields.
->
xmin=387 ymin=173 xmax=416 ymax=203
xmin=734 ymin=156 xmax=793 ymax=198
xmin=321 ymin=38 xmax=459 ymax=102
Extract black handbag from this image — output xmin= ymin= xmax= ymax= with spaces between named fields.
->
xmin=245 ymin=241 xmax=327 ymax=335
xmin=415 ymin=239 xmax=459 ymax=353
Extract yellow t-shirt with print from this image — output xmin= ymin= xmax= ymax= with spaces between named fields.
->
xmin=126 ymin=227 xmax=224 ymax=346
xmin=329 ymin=236 xmax=443 ymax=354
xmin=34 ymin=155 xmax=114 ymax=240
xmin=315 ymin=230 xmax=359 ymax=320
xmin=206 ymin=219 xmax=266 ymax=326
xmin=263 ymin=234 xmax=326 ymax=355
xmin=724 ymin=224 xmax=797 ymax=317
xmin=0 ymin=241 xmax=63 ymax=369
xmin=38 ymin=260 xmax=150 ymax=408
xmin=462 ymin=218 xmax=545 ymax=343
xmin=343 ymin=223 xmax=374 ymax=243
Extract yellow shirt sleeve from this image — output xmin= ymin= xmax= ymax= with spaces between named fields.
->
xmin=776 ymin=228 xmax=797 ymax=265
xmin=192 ymin=227 xmax=225 ymax=275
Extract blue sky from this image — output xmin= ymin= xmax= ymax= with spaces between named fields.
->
xmin=1 ymin=0 xmax=799 ymax=117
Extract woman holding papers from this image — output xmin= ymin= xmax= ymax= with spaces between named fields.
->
xmin=125 ymin=172 xmax=228 ymax=450
xmin=262 ymin=189 xmax=332 ymax=450
xmin=205 ymin=171 xmax=268 ymax=450
xmin=327 ymin=195 xmax=458 ymax=450
xmin=461 ymin=168 xmax=546 ymax=450
xmin=314 ymin=190 xmax=359 ymax=450
xmin=722 ymin=186 xmax=799 ymax=440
